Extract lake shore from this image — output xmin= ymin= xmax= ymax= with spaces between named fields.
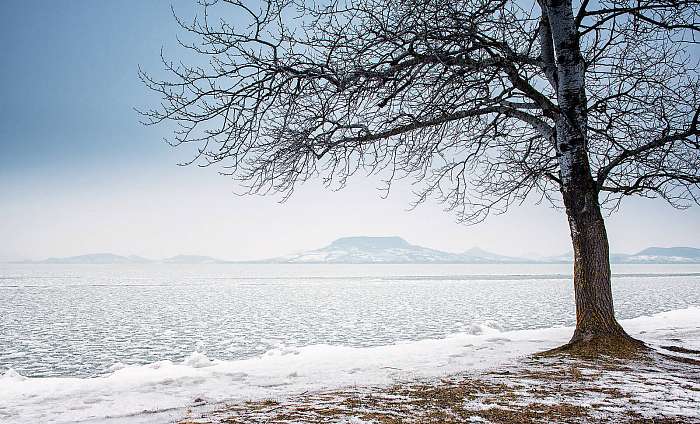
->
xmin=179 ymin=347 xmax=700 ymax=423
xmin=2 ymin=306 xmax=699 ymax=423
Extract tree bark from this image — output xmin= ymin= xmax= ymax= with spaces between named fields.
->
xmin=562 ymin=180 xmax=628 ymax=343
xmin=558 ymin=171 xmax=645 ymax=354
xmin=543 ymin=0 xmax=641 ymax=352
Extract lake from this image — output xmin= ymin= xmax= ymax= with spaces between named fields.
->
xmin=2 ymin=263 xmax=699 ymax=378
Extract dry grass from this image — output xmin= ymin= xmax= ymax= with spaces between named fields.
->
xmin=178 ymin=347 xmax=700 ymax=424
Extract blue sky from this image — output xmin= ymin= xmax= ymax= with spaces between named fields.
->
xmin=1 ymin=1 xmax=698 ymax=261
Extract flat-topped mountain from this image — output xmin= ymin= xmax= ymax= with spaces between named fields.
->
xmin=268 ymin=236 xmax=529 ymax=264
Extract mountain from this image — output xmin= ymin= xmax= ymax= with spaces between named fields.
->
xmin=624 ymin=247 xmax=700 ymax=263
xmin=14 ymin=243 xmax=700 ymax=265
xmin=634 ymin=247 xmax=700 ymax=258
xmin=267 ymin=236 xmax=532 ymax=264
xmin=462 ymin=247 xmax=525 ymax=262
xmin=162 ymin=255 xmax=226 ymax=264
xmin=34 ymin=253 xmax=152 ymax=264
xmin=23 ymin=253 xmax=228 ymax=264
xmin=541 ymin=251 xmax=635 ymax=263
xmin=544 ymin=247 xmax=700 ymax=264
xmin=540 ymin=251 xmax=573 ymax=263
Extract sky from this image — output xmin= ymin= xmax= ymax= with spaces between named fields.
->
xmin=1 ymin=1 xmax=698 ymax=262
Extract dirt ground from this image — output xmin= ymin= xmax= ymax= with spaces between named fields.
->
xmin=178 ymin=346 xmax=700 ymax=423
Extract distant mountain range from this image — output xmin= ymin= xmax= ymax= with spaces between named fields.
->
xmin=161 ymin=255 xmax=224 ymax=264
xmin=35 ymin=253 xmax=153 ymax=264
xmin=622 ymin=247 xmax=700 ymax=263
xmin=19 ymin=253 xmax=229 ymax=265
xmin=541 ymin=247 xmax=700 ymax=264
xmin=265 ymin=236 xmax=526 ymax=264
xmin=265 ymin=237 xmax=700 ymax=264
xmin=12 ymin=237 xmax=700 ymax=264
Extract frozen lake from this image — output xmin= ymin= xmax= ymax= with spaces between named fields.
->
xmin=2 ymin=263 xmax=699 ymax=378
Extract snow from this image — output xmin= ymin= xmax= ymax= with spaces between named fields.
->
xmin=273 ymin=236 xmax=525 ymax=263
xmin=1 ymin=369 xmax=27 ymax=382
xmin=0 ymin=307 xmax=698 ymax=424
xmin=182 ymin=351 xmax=218 ymax=369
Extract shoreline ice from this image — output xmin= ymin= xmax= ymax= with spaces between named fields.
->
xmin=1 ymin=306 xmax=698 ymax=424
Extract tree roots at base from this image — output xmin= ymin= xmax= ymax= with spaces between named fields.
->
xmin=539 ymin=334 xmax=649 ymax=359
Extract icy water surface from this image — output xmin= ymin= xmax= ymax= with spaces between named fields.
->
xmin=1 ymin=263 xmax=699 ymax=378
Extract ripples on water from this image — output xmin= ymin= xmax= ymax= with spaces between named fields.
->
xmin=1 ymin=264 xmax=698 ymax=377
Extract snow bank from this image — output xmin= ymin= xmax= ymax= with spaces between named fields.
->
xmin=1 ymin=307 xmax=698 ymax=424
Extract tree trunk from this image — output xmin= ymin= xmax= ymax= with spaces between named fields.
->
xmin=562 ymin=180 xmax=628 ymax=344
xmin=543 ymin=0 xmax=643 ymax=354
xmin=557 ymin=173 xmax=645 ymax=355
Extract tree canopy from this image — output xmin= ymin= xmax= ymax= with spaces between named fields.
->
xmin=141 ymin=0 xmax=700 ymax=222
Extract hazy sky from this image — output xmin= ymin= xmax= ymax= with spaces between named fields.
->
xmin=1 ymin=1 xmax=698 ymax=261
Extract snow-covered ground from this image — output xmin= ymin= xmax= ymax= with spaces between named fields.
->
xmin=1 ymin=307 xmax=698 ymax=424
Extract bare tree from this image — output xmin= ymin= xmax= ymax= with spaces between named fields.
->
xmin=141 ymin=0 xmax=700 ymax=353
